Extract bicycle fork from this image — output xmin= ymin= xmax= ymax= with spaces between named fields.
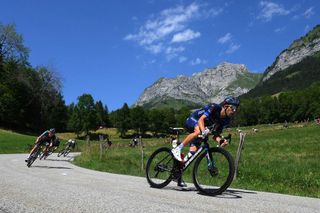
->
xmin=205 ymin=149 xmax=218 ymax=177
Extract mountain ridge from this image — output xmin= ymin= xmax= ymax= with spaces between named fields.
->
xmin=135 ymin=62 xmax=262 ymax=108
xmin=135 ymin=25 xmax=320 ymax=109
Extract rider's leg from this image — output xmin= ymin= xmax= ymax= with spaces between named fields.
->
xmin=25 ymin=144 xmax=39 ymax=161
xmin=43 ymin=142 xmax=50 ymax=153
xmin=172 ymin=125 xmax=200 ymax=161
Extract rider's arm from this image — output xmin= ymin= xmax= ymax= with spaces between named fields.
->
xmin=35 ymin=136 xmax=42 ymax=144
xmin=198 ymin=115 xmax=207 ymax=133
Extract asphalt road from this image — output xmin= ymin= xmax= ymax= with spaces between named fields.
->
xmin=0 ymin=153 xmax=319 ymax=213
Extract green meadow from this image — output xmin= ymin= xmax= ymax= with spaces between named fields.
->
xmin=0 ymin=123 xmax=319 ymax=198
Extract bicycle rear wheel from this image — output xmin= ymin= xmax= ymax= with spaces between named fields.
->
xmin=146 ymin=147 xmax=175 ymax=188
xmin=193 ymin=147 xmax=234 ymax=196
xmin=57 ymin=149 xmax=65 ymax=157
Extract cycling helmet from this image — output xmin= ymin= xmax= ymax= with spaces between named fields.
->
xmin=223 ymin=96 xmax=240 ymax=107
xmin=49 ymin=128 xmax=55 ymax=133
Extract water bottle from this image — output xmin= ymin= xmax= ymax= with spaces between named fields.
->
xmin=183 ymin=152 xmax=193 ymax=162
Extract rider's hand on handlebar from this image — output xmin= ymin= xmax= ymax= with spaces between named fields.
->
xmin=200 ymin=128 xmax=210 ymax=138
xmin=219 ymin=139 xmax=229 ymax=148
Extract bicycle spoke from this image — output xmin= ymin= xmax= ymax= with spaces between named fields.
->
xmin=146 ymin=147 xmax=174 ymax=188
xmin=193 ymin=147 xmax=234 ymax=196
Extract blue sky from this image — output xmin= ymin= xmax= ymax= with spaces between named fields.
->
xmin=1 ymin=0 xmax=319 ymax=111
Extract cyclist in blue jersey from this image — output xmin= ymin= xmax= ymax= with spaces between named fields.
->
xmin=172 ymin=96 xmax=240 ymax=162
xmin=25 ymin=128 xmax=56 ymax=162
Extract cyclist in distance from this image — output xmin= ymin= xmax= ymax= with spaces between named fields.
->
xmin=171 ymin=96 xmax=240 ymax=162
xmin=25 ymin=128 xmax=56 ymax=162
xmin=66 ymin=139 xmax=76 ymax=150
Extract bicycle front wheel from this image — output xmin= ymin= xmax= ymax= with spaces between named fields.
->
xmin=193 ymin=147 xmax=235 ymax=196
xmin=27 ymin=148 xmax=41 ymax=167
xmin=64 ymin=149 xmax=71 ymax=157
xmin=146 ymin=147 xmax=175 ymax=188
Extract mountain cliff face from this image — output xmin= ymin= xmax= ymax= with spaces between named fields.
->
xmin=263 ymin=25 xmax=320 ymax=81
xmin=135 ymin=62 xmax=262 ymax=108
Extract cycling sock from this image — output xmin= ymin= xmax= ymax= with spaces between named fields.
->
xmin=177 ymin=143 xmax=184 ymax=151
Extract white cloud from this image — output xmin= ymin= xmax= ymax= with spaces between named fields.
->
xmin=179 ymin=56 xmax=187 ymax=63
xmin=217 ymin=32 xmax=240 ymax=55
xmin=218 ymin=33 xmax=232 ymax=44
xmin=274 ymin=27 xmax=286 ymax=33
xmin=146 ymin=43 xmax=163 ymax=54
xmin=258 ymin=1 xmax=290 ymax=21
xmin=165 ymin=46 xmax=185 ymax=55
xmin=124 ymin=2 xmax=200 ymax=50
xmin=165 ymin=46 xmax=185 ymax=61
xmin=209 ymin=8 xmax=224 ymax=17
xmin=303 ymin=7 xmax=314 ymax=19
xmin=190 ymin=58 xmax=207 ymax=65
xmin=171 ymin=29 xmax=201 ymax=43
xmin=226 ymin=43 xmax=241 ymax=54
xmin=125 ymin=2 xmax=224 ymax=61
xmin=304 ymin=25 xmax=310 ymax=33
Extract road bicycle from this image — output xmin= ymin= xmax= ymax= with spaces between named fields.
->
xmin=57 ymin=145 xmax=72 ymax=157
xmin=146 ymin=128 xmax=235 ymax=196
xmin=26 ymin=144 xmax=43 ymax=167
xmin=39 ymin=146 xmax=58 ymax=160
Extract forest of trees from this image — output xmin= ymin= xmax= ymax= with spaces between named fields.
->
xmin=1 ymin=22 xmax=319 ymax=137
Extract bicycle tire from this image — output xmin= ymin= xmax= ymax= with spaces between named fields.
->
xmin=57 ymin=150 xmax=64 ymax=157
xmin=146 ymin=147 xmax=175 ymax=188
xmin=63 ymin=149 xmax=71 ymax=157
xmin=39 ymin=152 xmax=46 ymax=160
xmin=192 ymin=147 xmax=235 ymax=196
xmin=44 ymin=152 xmax=50 ymax=160
xmin=27 ymin=148 xmax=41 ymax=167
xmin=27 ymin=157 xmax=35 ymax=167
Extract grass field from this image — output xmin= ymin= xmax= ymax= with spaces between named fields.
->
xmin=0 ymin=123 xmax=319 ymax=198
xmin=0 ymin=129 xmax=85 ymax=154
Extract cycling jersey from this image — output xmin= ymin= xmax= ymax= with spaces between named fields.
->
xmin=185 ymin=103 xmax=231 ymax=136
xmin=38 ymin=130 xmax=56 ymax=144
xmin=67 ymin=140 xmax=76 ymax=149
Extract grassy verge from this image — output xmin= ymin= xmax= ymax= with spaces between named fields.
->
xmin=0 ymin=129 xmax=36 ymax=153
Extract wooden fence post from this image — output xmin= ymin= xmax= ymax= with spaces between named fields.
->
xmin=234 ymin=132 xmax=246 ymax=180
xmin=99 ymin=134 xmax=104 ymax=160
xmin=140 ymin=135 xmax=144 ymax=171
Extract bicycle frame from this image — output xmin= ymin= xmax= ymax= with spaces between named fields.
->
xmin=181 ymin=137 xmax=213 ymax=171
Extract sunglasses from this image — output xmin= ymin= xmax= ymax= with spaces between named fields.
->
xmin=228 ymin=105 xmax=237 ymax=112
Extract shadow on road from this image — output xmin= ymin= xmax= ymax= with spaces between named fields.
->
xmin=162 ymin=186 xmax=256 ymax=199
xmin=44 ymin=158 xmax=72 ymax=162
xmin=198 ymin=188 xmax=257 ymax=199
xmin=32 ymin=165 xmax=72 ymax=170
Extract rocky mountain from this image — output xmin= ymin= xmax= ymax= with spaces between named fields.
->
xmin=240 ymin=25 xmax=320 ymax=98
xmin=135 ymin=62 xmax=262 ymax=109
xmin=263 ymin=25 xmax=320 ymax=81
xmin=135 ymin=25 xmax=320 ymax=109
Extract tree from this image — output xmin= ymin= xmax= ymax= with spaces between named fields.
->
xmin=131 ymin=106 xmax=148 ymax=134
xmin=148 ymin=109 xmax=163 ymax=135
xmin=76 ymin=94 xmax=97 ymax=135
xmin=104 ymin=104 xmax=112 ymax=127
xmin=113 ymin=103 xmax=131 ymax=137
xmin=68 ymin=104 xmax=82 ymax=136
xmin=96 ymin=100 xmax=107 ymax=127
xmin=0 ymin=22 xmax=29 ymax=67
xmin=162 ymin=108 xmax=177 ymax=132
